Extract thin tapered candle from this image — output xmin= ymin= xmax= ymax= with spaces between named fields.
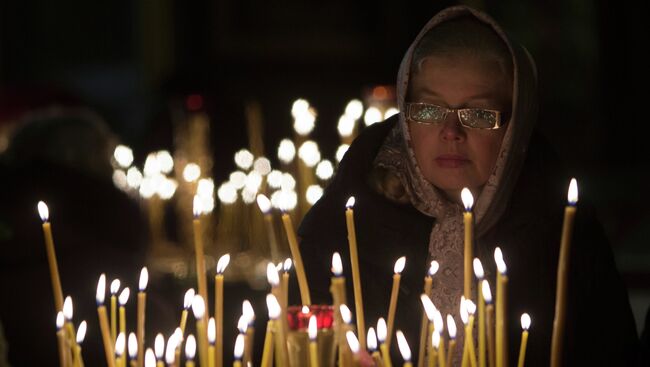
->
xmin=280 ymin=196 xmax=311 ymax=305
xmin=420 ymin=293 xmax=437 ymax=367
xmin=257 ymin=194 xmax=280 ymax=262
xmin=110 ymin=279 xmax=121 ymax=343
xmin=96 ymin=274 xmax=116 ymax=367
xmin=267 ymin=264 xmax=289 ymax=366
xmin=517 ymin=314 xmax=531 ymax=367
xmin=261 ymin=294 xmax=279 ymax=367
xmin=118 ymin=288 xmax=130 ymax=367
xmin=242 ymin=300 xmax=255 ymax=367
xmin=144 ymin=349 xmax=156 ymax=367
xmin=215 ymin=254 xmax=230 ymax=367
xmin=309 ymin=316 xmax=320 ymax=367
xmin=466 ymin=300 xmax=478 ymax=367
xmin=377 ymin=318 xmax=393 ymax=367
xmin=116 ymin=333 xmax=126 ymax=367
xmin=37 ymin=201 xmax=64 ymax=312
xmin=419 ymin=261 xmax=439 ymax=367
xmin=233 ymin=333 xmax=245 ymax=367
xmin=445 ymin=315 xmax=456 ymax=367
xmin=396 ymin=331 xmax=413 ymax=367
xmin=155 ymin=333 xmax=165 ymax=367
xmin=281 ymin=259 xmax=292 ymax=314
xmin=494 ymin=248 xmax=508 ymax=367
xmin=386 ymin=256 xmax=406 ymax=349
xmin=56 ymin=313 xmax=70 ymax=367
xmin=63 ymin=296 xmax=78 ymax=352
xmin=74 ymin=321 xmax=87 ymax=367
xmin=137 ymin=267 xmax=148 ymax=367
xmin=430 ymin=331 xmax=440 ymax=367
xmin=461 ymin=188 xmax=474 ymax=299
xmin=483 ymin=281 xmax=495 ymax=367
xmin=346 ymin=330 xmax=361 ymax=367
xmin=128 ymin=333 xmax=138 ymax=367
xmin=474 ymin=259 xmax=486 ymax=367
xmin=208 ymin=318 xmax=216 ymax=367
xmin=185 ymin=335 xmax=197 ymax=367
xmin=267 ymin=294 xmax=288 ymax=366
xmin=345 ymin=197 xmax=366 ymax=349
xmin=164 ymin=333 xmax=178 ymax=367
xmin=180 ymin=289 xmax=195 ymax=337
xmin=551 ymin=179 xmax=578 ymax=367
xmin=192 ymin=295 xmax=209 ymax=367
xmin=330 ymin=253 xmax=348 ymax=367
xmin=192 ymin=196 xmax=209 ymax=306
xmin=368 ymin=327 xmax=383 ymax=367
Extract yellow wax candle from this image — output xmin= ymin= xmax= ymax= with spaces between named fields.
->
xmin=461 ymin=189 xmax=474 ymax=299
xmin=396 ymin=331 xmax=413 ymax=367
xmin=330 ymin=253 xmax=348 ymax=367
xmin=345 ymin=330 xmax=361 ymax=367
xmin=192 ymin=295 xmax=209 ymax=367
xmin=155 ymin=333 xmax=165 ymax=367
xmin=233 ymin=333 xmax=244 ymax=367
xmin=137 ymin=268 xmax=148 ymax=367
xmin=281 ymin=260 xmax=291 ymax=311
xmin=74 ymin=320 xmax=87 ymax=367
xmin=309 ymin=316 xmax=320 ymax=367
xmin=242 ymin=300 xmax=256 ymax=367
xmin=180 ymin=289 xmax=195 ymax=337
xmin=208 ymin=318 xmax=216 ymax=367
xmin=485 ymin=303 xmax=496 ymax=367
xmin=192 ymin=199 xmax=209 ymax=306
xmin=116 ymin=333 xmax=126 ymax=367
xmin=56 ymin=313 xmax=70 ymax=367
xmin=185 ymin=335 xmax=197 ymax=367
xmin=96 ymin=275 xmax=116 ymax=367
xmin=386 ymin=257 xmax=406 ymax=349
xmin=472 ymin=262 xmax=485 ymax=367
xmin=257 ymin=195 xmax=280 ymax=262
xmin=266 ymin=294 xmax=288 ymax=367
xmin=215 ymin=254 xmax=230 ymax=367
xmin=345 ymin=197 xmax=366 ymax=349
xmin=419 ymin=261 xmax=439 ymax=367
xmin=37 ymin=201 xmax=64 ymax=312
xmin=377 ymin=318 xmax=393 ymax=367
xmin=551 ymin=179 xmax=578 ymax=367
xmin=494 ymin=248 xmax=508 ymax=367
xmin=429 ymin=330 xmax=440 ymax=367
xmin=62 ymin=296 xmax=78 ymax=354
xmin=368 ymin=327 xmax=382 ymax=367
xmin=110 ymin=279 xmax=120 ymax=343
xmin=445 ymin=314 xmax=456 ymax=367
xmin=267 ymin=265 xmax=289 ymax=367
xmin=261 ymin=320 xmax=275 ymax=367
xmin=517 ymin=314 xmax=531 ymax=367
xmin=281 ymin=210 xmax=312 ymax=305
xmin=119 ymin=288 xmax=130 ymax=367
xmin=438 ymin=336 xmax=447 ymax=367
xmin=481 ymin=280 xmax=494 ymax=367
xmin=466 ymin=315 xmax=477 ymax=367
xmin=128 ymin=333 xmax=138 ymax=367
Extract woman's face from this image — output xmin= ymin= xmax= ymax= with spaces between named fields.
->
xmin=407 ymin=53 xmax=512 ymax=201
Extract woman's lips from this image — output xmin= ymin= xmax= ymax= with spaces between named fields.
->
xmin=434 ymin=154 xmax=470 ymax=168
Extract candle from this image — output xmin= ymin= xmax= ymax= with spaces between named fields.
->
xmin=430 ymin=331 xmax=440 ymax=367
xmin=173 ymin=328 xmax=183 ymax=367
xmin=215 ymin=254 xmax=230 ymax=367
xmin=96 ymin=274 xmax=116 ymax=367
xmin=119 ymin=288 xmax=130 ymax=367
xmin=461 ymin=298 xmax=470 ymax=367
xmin=37 ymin=201 xmax=64 ymax=312
xmin=517 ymin=314 xmax=530 ymax=367
xmin=461 ymin=188 xmax=474 ymax=299
xmin=282 ymin=259 xmax=292 ymax=314
xmin=340 ymin=305 xmax=356 ymax=367
xmin=192 ymin=295 xmax=209 ymax=367
xmin=74 ymin=321 xmax=87 ymax=367
xmin=155 ymin=333 xmax=165 ymax=367
xmin=208 ymin=318 xmax=216 ymax=367
xmin=386 ymin=256 xmax=406 ymax=349
xmin=367 ymin=327 xmax=383 ymax=367
xmin=473 ymin=259 xmax=486 ymax=367
xmin=377 ymin=318 xmax=393 ymax=367
xmin=116 ymin=333 xmax=126 ymax=367
xmin=309 ymin=315 xmax=320 ymax=367
xmin=345 ymin=197 xmax=366 ymax=349
xmin=261 ymin=294 xmax=279 ymax=367
xmin=164 ymin=333 xmax=179 ymax=367
xmin=267 ymin=264 xmax=289 ymax=366
xmin=63 ymin=296 xmax=78 ymax=352
xmin=110 ymin=279 xmax=121 ymax=342
xmin=257 ymin=194 xmax=280 ymax=261
xmin=419 ymin=261 xmax=439 ymax=367
xmin=145 ymin=349 xmax=156 ymax=367
xmin=330 ymin=253 xmax=348 ymax=367
xmin=280 ymin=204 xmax=312 ymax=305
xmin=192 ymin=196 xmax=209 ymax=305
xmin=396 ymin=331 xmax=413 ymax=367
xmin=267 ymin=294 xmax=289 ymax=366
xmin=180 ymin=289 xmax=195 ymax=337
xmin=185 ymin=335 xmax=197 ymax=367
xmin=467 ymin=300 xmax=478 ymax=367
xmin=482 ymin=281 xmax=495 ymax=367
xmin=494 ymin=248 xmax=508 ymax=367
xmin=137 ymin=267 xmax=148 ymax=367
xmin=56 ymin=312 xmax=70 ymax=367
xmin=233 ymin=333 xmax=245 ymax=367
xmin=420 ymin=294 xmax=436 ymax=367
xmin=551 ymin=179 xmax=578 ymax=367
xmin=345 ymin=330 xmax=361 ymax=367
xmin=128 ymin=333 xmax=138 ymax=367
xmin=445 ymin=315 xmax=456 ymax=367
xmin=242 ymin=300 xmax=256 ymax=367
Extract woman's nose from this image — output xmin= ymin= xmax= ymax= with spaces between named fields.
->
xmin=439 ymin=112 xmax=466 ymax=142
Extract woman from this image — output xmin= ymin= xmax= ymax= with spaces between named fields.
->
xmin=298 ymin=5 xmax=638 ymax=366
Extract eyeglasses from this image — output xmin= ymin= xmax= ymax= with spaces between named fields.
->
xmin=405 ymin=102 xmax=503 ymax=130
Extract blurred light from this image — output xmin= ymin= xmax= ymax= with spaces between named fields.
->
xmin=245 ymin=171 xmax=263 ymax=192
xmin=291 ymin=99 xmax=310 ymax=119
xmin=345 ymin=100 xmax=364 ymax=120
xmin=183 ymin=163 xmax=201 ymax=182
xmin=113 ymin=170 xmax=128 ymax=191
xmin=143 ymin=153 xmax=161 ymax=176
xmin=241 ymin=187 xmax=257 ymax=204
xmin=298 ymin=141 xmax=321 ymax=167
xmin=113 ymin=145 xmax=134 ymax=168
xmin=315 ymin=160 xmax=334 ymax=180
xmin=267 ymin=170 xmax=283 ymax=189
xmin=253 ymin=157 xmax=272 ymax=175
xmin=186 ymin=94 xmax=203 ymax=111
xmin=126 ymin=167 xmax=143 ymax=189
xmin=336 ymin=144 xmax=350 ymax=162
xmin=157 ymin=178 xmax=178 ymax=200
xmin=384 ymin=107 xmax=399 ymax=120
xmin=156 ymin=151 xmax=174 ymax=174
xmin=139 ymin=177 xmax=156 ymax=199
xmin=218 ymin=182 xmax=238 ymax=204
xmin=306 ymin=185 xmax=324 ymax=205
xmin=280 ymin=173 xmax=296 ymax=191
xmin=229 ymin=171 xmax=247 ymax=189
xmin=337 ymin=115 xmax=355 ymax=138
xmin=278 ymin=139 xmax=296 ymax=164
xmin=197 ymin=178 xmax=215 ymax=198
xmin=234 ymin=149 xmax=254 ymax=170
xmin=364 ymin=107 xmax=383 ymax=126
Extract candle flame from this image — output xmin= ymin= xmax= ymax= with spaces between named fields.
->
xmin=316 ymin=160 xmax=334 ymax=180
xmin=482 ymin=280 xmax=493 ymax=303
xmin=420 ymin=294 xmax=436 ymax=321
xmin=433 ymin=309 xmax=444 ymax=333
xmin=275 ymin=262 xmax=283 ymax=272
xmin=345 ymin=331 xmax=360 ymax=354
xmin=216 ymin=254 xmax=231 ymax=274
xmin=115 ymin=332 xmax=126 ymax=356
xmin=346 ymin=196 xmax=355 ymax=208
xmin=494 ymin=247 xmax=507 ymax=274
xmin=466 ymin=299 xmax=476 ymax=315
xmin=278 ymin=139 xmax=296 ymax=164
xmin=118 ymin=288 xmax=130 ymax=306
xmin=521 ymin=313 xmax=531 ymax=330
xmin=96 ymin=274 xmax=106 ymax=304
xmin=266 ymin=294 xmax=281 ymax=319
xmin=308 ymin=315 xmax=318 ymax=341
xmin=184 ymin=289 xmax=195 ymax=309
xmin=338 ymin=114 xmax=356 ymax=138
xmin=234 ymin=333 xmax=245 ymax=360
xmin=193 ymin=195 xmax=202 ymax=217
xmin=110 ymin=279 xmax=121 ymax=295
xmin=367 ymin=327 xmax=378 ymax=351
xmin=164 ymin=333 xmax=178 ymax=364
xmin=428 ymin=260 xmax=440 ymax=276
xmin=331 ymin=252 xmax=343 ymax=276
xmin=396 ymin=331 xmax=412 ymax=361
xmin=209 ymin=317 xmax=217 ymax=343
xmin=113 ymin=145 xmax=134 ymax=168
xmin=473 ymin=258 xmax=484 ymax=279
xmin=302 ymin=305 xmax=310 ymax=314
xmin=345 ymin=99 xmax=364 ymax=120
xmin=56 ymin=312 xmax=64 ymax=329
xmin=283 ymin=258 xmax=293 ymax=272
xmin=266 ymin=262 xmax=279 ymax=286
xmin=339 ymin=304 xmax=352 ymax=324
xmin=185 ymin=335 xmax=196 ymax=360
xmin=447 ymin=314 xmax=457 ymax=339
xmin=336 ymin=144 xmax=350 ymax=162
xmin=37 ymin=201 xmax=49 ymax=222
xmin=63 ymin=296 xmax=73 ymax=320
xmin=237 ymin=315 xmax=248 ymax=334
xmin=173 ymin=327 xmax=183 ymax=342
xmin=145 ymin=348 xmax=156 ymax=367
xmin=460 ymin=296 xmax=468 ymax=325
xmin=76 ymin=321 xmax=87 ymax=344
xmin=256 ymin=194 xmax=272 ymax=213
xmin=139 ymin=267 xmax=149 ymax=291
xmin=192 ymin=295 xmax=205 ymax=320
xmin=394 ymin=256 xmax=406 ymax=274
xmin=128 ymin=333 xmax=138 ymax=359
xmin=461 ymin=188 xmax=474 ymax=211
xmin=568 ymin=178 xmax=578 ymax=205
xmin=155 ymin=333 xmax=165 ymax=359
xmin=432 ymin=330 xmax=441 ymax=349
xmin=377 ymin=318 xmax=387 ymax=343
xmin=242 ymin=300 xmax=255 ymax=323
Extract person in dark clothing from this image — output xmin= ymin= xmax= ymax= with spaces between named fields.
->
xmin=298 ymin=6 xmax=638 ymax=366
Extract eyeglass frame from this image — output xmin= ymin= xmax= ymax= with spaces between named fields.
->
xmin=405 ymin=102 xmax=504 ymax=130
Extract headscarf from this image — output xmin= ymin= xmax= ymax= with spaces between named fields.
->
xmin=375 ymin=5 xmax=538 ymax=328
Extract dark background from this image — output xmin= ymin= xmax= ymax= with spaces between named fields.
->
xmin=0 ymin=0 xmax=649 ymax=364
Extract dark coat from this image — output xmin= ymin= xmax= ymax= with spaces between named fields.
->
xmin=298 ymin=115 xmax=639 ymax=366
